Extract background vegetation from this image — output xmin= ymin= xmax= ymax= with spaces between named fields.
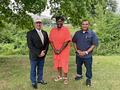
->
xmin=0 ymin=12 xmax=120 ymax=55
xmin=0 ymin=0 xmax=120 ymax=55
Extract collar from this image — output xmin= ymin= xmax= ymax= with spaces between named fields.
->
xmin=36 ymin=29 xmax=42 ymax=32
xmin=82 ymin=30 xmax=89 ymax=33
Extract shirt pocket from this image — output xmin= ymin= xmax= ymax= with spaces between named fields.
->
xmin=86 ymin=35 xmax=92 ymax=42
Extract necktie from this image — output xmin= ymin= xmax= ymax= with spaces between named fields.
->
xmin=38 ymin=30 xmax=44 ymax=45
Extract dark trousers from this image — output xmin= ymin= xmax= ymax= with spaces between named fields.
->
xmin=76 ymin=56 xmax=92 ymax=79
xmin=30 ymin=58 xmax=44 ymax=84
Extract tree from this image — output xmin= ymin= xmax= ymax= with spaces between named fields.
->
xmin=0 ymin=0 xmax=47 ymax=28
xmin=107 ymin=0 xmax=117 ymax=12
xmin=0 ymin=0 xmax=109 ymax=28
xmin=95 ymin=12 xmax=120 ymax=55
xmin=49 ymin=0 xmax=108 ymax=26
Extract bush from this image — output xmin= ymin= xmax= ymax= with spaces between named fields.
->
xmin=95 ymin=12 xmax=120 ymax=55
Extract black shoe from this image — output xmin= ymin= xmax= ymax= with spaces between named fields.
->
xmin=86 ymin=79 xmax=91 ymax=86
xmin=75 ymin=75 xmax=83 ymax=80
xmin=32 ymin=83 xmax=37 ymax=89
xmin=38 ymin=80 xmax=47 ymax=85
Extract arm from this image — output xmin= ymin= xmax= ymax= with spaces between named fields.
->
xmin=73 ymin=43 xmax=82 ymax=53
xmin=86 ymin=45 xmax=96 ymax=54
xmin=73 ymin=42 xmax=93 ymax=57
xmin=72 ymin=32 xmax=83 ymax=55
xmin=77 ymin=45 xmax=96 ymax=57
xmin=44 ymin=32 xmax=49 ymax=55
xmin=81 ymin=32 xmax=98 ymax=56
xmin=58 ymin=28 xmax=71 ymax=54
xmin=50 ymin=41 xmax=70 ymax=55
xmin=59 ymin=40 xmax=70 ymax=53
xmin=49 ymin=29 xmax=58 ymax=54
xmin=27 ymin=32 xmax=40 ymax=56
xmin=50 ymin=41 xmax=58 ymax=54
xmin=85 ymin=32 xmax=98 ymax=54
xmin=73 ymin=43 xmax=84 ymax=57
xmin=50 ymin=41 xmax=55 ymax=50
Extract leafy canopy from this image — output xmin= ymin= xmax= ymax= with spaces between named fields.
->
xmin=0 ymin=0 xmax=112 ymax=28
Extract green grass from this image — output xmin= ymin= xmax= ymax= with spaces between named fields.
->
xmin=0 ymin=56 xmax=120 ymax=90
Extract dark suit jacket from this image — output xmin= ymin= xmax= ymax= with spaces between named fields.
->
xmin=27 ymin=29 xmax=49 ymax=59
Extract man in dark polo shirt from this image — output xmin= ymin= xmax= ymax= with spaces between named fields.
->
xmin=72 ymin=20 xmax=98 ymax=86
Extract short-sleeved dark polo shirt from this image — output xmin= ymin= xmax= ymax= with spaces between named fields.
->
xmin=72 ymin=30 xmax=98 ymax=58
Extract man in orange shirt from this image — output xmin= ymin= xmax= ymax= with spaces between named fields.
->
xmin=49 ymin=16 xmax=71 ymax=84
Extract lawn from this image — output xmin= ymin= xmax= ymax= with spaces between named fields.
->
xmin=0 ymin=55 xmax=120 ymax=90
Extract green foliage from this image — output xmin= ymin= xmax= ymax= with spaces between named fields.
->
xmin=0 ymin=0 xmax=119 ymax=55
xmin=42 ymin=18 xmax=52 ymax=26
xmin=0 ymin=0 xmax=111 ymax=28
xmin=50 ymin=0 xmax=108 ymax=26
xmin=0 ymin=0 xmax=47 ymax=28
xmin=0 ymin=22 xmax=28 ymax=55
xmin=1 ymin=13 xmax=120 ymax=56
xmin=95 ymin=12 xmax=120 ymax=55
xmin=107 ymin=0 xmax=117 ymax=12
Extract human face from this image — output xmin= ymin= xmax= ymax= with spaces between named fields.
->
xmin=35 ymin=22 xmax=42 ymax=30
xmin=81 ymin=21 xmax=89 ymax=31
xmin=56 ymin=19 xmax=64 ymax=28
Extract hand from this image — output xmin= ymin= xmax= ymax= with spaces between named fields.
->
xmin=77 ymin=50 xmax=86 ymax=57
xmin=77 ymin=50 xmax=81 ymax=54
xmin=54 ymin=49 xmax=61 ymax=55
xmin=79 ymin=51 xmax=86 ymax=57
xmin=38 ymin=50 xmax=45 ymax=57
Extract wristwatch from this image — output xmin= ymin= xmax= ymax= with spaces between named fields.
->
xmin=85 ymin=51 xmax=88 ymax=55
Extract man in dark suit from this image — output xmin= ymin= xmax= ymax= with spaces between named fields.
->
xmin=27 ymin=18 xmax=49 ymax=89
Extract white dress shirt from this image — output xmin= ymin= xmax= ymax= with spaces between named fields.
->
xmin=36 ymin=29 xmax=44 ymax=45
